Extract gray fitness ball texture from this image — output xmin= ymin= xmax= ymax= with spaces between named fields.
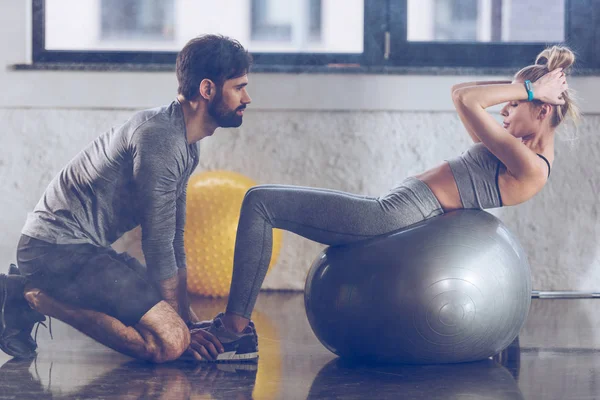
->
xmin=304 ymin=209 xmax=532 ymax=364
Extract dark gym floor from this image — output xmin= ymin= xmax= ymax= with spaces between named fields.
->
xmin=1 ymin=292 xmax=599 ymax=400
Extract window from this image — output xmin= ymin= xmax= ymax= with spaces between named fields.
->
xmin=35 ymin=0 xmax=367 ymax=64
xmin=389 ymin=0 xmax=599 ymax=68
xmin=32 ymin=0 xmax=600 ymax=69
xmin=251 ymin=0 xmax=323 ymax=45
xmin=407 ymin=0 xmax=565 ymax=43
xmin=431 ymin=0 xmax=480 ymax=42
xmin=100 ymin=0 xmax=175 ymax=42
xmin=251 ymin=0 xmax=295 ymax=42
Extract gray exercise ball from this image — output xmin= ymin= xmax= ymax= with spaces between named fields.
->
xmin=304 ymin=209 xmax=532 ymax=364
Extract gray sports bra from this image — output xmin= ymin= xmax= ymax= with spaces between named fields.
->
xmin=447 ymin=143 xmax=551 ymax=209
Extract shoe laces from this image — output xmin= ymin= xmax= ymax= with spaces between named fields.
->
xmin=33 ymin=317 xmax=53 ymax=342
xmin=33 ymin=355 xmax=54 ymax=394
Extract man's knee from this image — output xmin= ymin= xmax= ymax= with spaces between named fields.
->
xmin=154 ymin=333 xmax=189 ymax=363
xmin=139 ymin=303 xmax=190 ymax=363
xmin=145 ymin=321 xmax=190 ymax=363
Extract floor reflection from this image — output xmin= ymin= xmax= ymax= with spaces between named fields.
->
xmin=307 ymin=358 xmax=523 ymax=400
xmin=0 ymin=341 xmax=522 ymax=400
xmin=0 ymin=357 xmax=257 ymax=400
xmin=0 ymin=294 xmax=599 ymax=400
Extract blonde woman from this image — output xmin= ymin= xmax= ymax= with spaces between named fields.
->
xmin=197 ymin=46 xmax=579 ymax=362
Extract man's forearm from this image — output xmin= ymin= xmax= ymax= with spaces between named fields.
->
xmin=176 ymin=268 xmax=192 ymax=323
xmin=157 ymin=273 xmax=181 ymax=314
xmin=157 ymin=268 xmax=195 ymax=324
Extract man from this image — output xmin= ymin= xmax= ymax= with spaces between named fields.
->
xmin=0 ymin=34 xmax=256 ymax=363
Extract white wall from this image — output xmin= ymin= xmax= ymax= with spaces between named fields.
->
xmin=2 ymin=0 xmax=600 ymax=292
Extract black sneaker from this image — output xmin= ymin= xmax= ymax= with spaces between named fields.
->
xmin=189 ymin=312 xmax=256 ymax=333
xmin=8 ymin=264 xmax=20 ymax=276
xmin=8 ymin=264 xmax=48 ymax=350
xmin=0 ymin=272 xmax=46 ymax=359
xmin=8 ymin=264 xmax=47 ymax=352
xmin=1 ymin=274 xmax=35 ymax=358
xmin=194 ymin=316 xmax=258 ymax=363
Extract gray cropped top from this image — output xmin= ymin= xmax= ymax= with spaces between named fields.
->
xmin=447 ymin=143 xmax=550 ymax=210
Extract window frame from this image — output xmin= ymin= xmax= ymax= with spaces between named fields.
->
xmin=32 ymin=0 xmax=383 ymax=66
xmin=31 ymin=0 xmax=600 ymax=70
xmin=387 ymin=0 xmax=600 ymax=69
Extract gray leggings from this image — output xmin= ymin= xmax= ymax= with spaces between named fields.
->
xmin=226 ymin=177 xmax=444 ymax=319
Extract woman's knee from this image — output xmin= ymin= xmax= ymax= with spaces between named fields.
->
xmin=241 ymin=186 xmax=279 ymax=219
xmin=243 ymin=185 xmax=271 ymax=205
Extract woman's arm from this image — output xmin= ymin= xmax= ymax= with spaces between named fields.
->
xmin=452 ymin=69 xmax=567 ymax=179
xmin=451 ymin=80 xmax=512 ymax=93
xmin=451 ymin=81 xmax=512 ymax=143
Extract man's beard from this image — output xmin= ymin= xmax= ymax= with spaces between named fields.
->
xmin=208 ymin=90 xmax=245 ymax=128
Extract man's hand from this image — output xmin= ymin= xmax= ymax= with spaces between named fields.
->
xmin=185 ymin=329 xmax=225 ymax=361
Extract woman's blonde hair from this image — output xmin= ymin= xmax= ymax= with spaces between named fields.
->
xmin=514 ymin=46 xmax=580 ymax=128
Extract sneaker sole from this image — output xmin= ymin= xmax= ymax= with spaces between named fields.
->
xmin=196 ymin=351 xmax=259 ymax=363
xmin=216 ymin=351 xmax=259 ymax=362
xmin=0 ymin=340 xmax=36 ymax=359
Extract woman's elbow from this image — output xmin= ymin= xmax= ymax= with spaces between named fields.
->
xmin=452 ymin=90 xmax=467 ymax=109
xmin=451 ymin=85 xmax=460 ymax=100
xmin=452 ymin=87 xmax=467 ymax=104
xmin=451 ymin=82 xmax=463 ymax=92
xmin=453 ymin=89 xmax=480 ymax=110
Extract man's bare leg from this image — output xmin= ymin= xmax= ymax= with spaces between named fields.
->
xmin=24 ymin=288 xmax=190 ymax=363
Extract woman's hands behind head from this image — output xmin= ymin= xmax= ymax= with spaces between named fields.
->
xmin=532 ymin=68 xmax=569 ymax=105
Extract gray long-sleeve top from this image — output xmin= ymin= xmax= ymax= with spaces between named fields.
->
xmin=22 ymin=100 xmax=199 ymax=281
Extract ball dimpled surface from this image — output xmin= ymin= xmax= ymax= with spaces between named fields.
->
xmin=185 ymin=170 xmax=283 ymax=297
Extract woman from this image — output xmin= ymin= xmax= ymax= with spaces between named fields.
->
xmin=195 ymin=46 xmax=580 ymax=362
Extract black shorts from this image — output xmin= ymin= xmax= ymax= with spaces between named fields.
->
xmin=16 ymin=235 xmax=162 ymax=327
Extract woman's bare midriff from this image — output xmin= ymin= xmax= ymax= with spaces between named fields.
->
xmin=414 ymin=161 xmax=540 ymax=210
xmin=414 ymin=162 xmax=463 ymax=212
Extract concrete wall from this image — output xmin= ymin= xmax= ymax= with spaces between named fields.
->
xmin=2 ymin=0 xmax=600 ymax=292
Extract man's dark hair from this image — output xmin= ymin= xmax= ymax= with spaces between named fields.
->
xmin=176 ymin=34 xmax=253 ymax=100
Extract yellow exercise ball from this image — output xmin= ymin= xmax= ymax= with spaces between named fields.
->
xmin=185 ymin=170 xmax=283 ymax=297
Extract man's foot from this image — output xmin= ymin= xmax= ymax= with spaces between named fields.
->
xmin=8 ymin=264 xmax=20 ymax=276
xmin=194 ymin=315 xmax=258 ymax=363
xmin=8 ymin=264 xmax=46 ymax=352
xmin=0 ymin=271 xmax=46 ymax=359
